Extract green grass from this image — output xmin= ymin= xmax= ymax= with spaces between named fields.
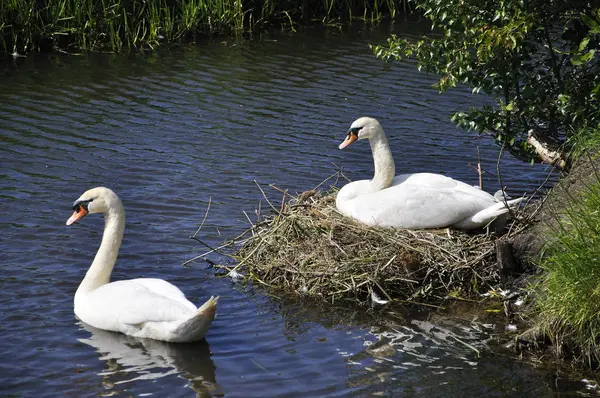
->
xmin=533 ymin=127 xmax=600 ymax=368
xmin=568 ymin=124 xmax=600 ymax=161
xmin=0 ymin=0 xmax=409 ymax=54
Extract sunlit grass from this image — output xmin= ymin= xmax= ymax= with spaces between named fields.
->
xmin=569 ymin=124 xmax=600 ymax=161
xmin=532 ymin=127 xmax=600 ymax=368
xmin=0 ymin=0 xmax=409 ymax=54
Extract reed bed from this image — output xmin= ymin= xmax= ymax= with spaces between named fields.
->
xmin=1 ymin=0 xmax=244 ymax=54
xmin=1 ymin=0 xmax=410 ymax=54
xmin=208 ymin=178 xmax=525 ymax=307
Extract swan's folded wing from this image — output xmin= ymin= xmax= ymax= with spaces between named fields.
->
xmin=362 ymin=183 xmax=493 ymax=228
xmin=397 ymin=172 xmax=460 ymax=189
xmin=402 ymin=188 xmax=488 ymax=227
xmin=398 ymin=173 xmax=491 ymax=195
xmin=82 ymin=280 xmax=195 ymax=328
xmin=130 ymin=278 xmax=197 ymax=312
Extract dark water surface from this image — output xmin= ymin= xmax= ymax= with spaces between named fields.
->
xmin=1 ymin=24 xmax=592 ymax=397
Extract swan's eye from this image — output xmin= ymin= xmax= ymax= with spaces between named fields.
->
xmin=348 ymin=127 xmax=362 ymax=137
xmin=72 ymin=198 xmax=93 ymax=211
xmin=72 ymin=203 xmax=87 ymax=212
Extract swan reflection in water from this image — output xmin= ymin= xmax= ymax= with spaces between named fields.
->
xmin=77 ymin=321 xmax=220 ymax=397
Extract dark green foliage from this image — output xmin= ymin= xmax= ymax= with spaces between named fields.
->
xmin=373 ymin=0 xmax=600 ymax=161
xmin=0 ymin=0 xmax=406 ymax=53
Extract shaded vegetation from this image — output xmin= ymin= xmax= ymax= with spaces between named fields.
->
xmin=0 ymin=0 xmax=408 ymax=54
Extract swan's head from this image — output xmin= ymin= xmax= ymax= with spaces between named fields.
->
xmin=338 ymin=117 xmax=383 ymax=149
xmin=66 ymin=187 xmax=121 ymax=225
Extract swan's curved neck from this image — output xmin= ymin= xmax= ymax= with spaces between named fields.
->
xmin=369 ymin=131 xmax=395 ymax=190
xmin=76 ymin=205 xmax=125 ymax=296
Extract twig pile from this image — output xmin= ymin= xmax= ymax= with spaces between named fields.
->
xmin=217 ymin=183 xmax=515 ymax=306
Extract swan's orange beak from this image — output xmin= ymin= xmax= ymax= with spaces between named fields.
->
xmin=66 ymin=206 xmax=88 ymax=226
xmin=338 ymin=132 xmax=358 ymax=149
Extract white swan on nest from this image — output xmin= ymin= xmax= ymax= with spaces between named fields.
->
xmin=335 ymin=117 xmax=523 ymax=230
xmin=67 ymin=187 xmax=218 ymax=343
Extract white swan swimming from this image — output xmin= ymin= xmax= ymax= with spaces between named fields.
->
xmin=67 ymin=187 xmax=218 ymax=343
xmin=335 ymin=117 xmax=523 ymax=230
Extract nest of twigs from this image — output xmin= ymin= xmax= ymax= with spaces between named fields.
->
xmin=214 ymin=182 xmax=525 ymax=306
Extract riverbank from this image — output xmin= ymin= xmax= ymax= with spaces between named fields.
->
xmin=511 ymin=127 xmax=600 ymax=369
xmin=1 ymin=0 xmax=409 ymax=54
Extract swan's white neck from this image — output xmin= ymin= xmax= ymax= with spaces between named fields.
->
xmin=336 ymin=123 xmax=397 ymax=215
xmin=369 ymin=130 xmax=395 ymax=191
xmin=76 ymin=205 xmax=125 ymax=297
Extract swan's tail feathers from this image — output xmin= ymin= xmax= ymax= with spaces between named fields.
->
xmin=170 ymin=296 xmax=219 ymax=343
xmin=456 ymin=196 xmax=525 ymax=230
xmin=197 ymin=295 xmax=219 ymax=318
xmin=493 ymin=189 xmax=514 ymax=202
xmin=495 ymin=196 xmax=524 ymax=210
xmin=475 ymin=196 xmax=524 ymax=223
xmin=506 ymin=196 xmax=525 ymax=208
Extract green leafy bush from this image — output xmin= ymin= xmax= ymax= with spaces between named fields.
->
xmin=373 ymin=0 xmax=600 ymax=161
